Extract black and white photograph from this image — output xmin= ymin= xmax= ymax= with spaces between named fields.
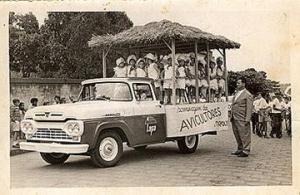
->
xmin=1 ymin=0 xmax=300 ymax=194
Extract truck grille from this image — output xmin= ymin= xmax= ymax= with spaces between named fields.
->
xmin=31 ymin=128 xmax=74 ymax=142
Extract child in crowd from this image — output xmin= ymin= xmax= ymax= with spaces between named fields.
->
xmin=113 ymin=57 xmax=127 ymax=77
xmin=10 ymin=99 xmax=21 ymax=147
xmin=54 ymin=95 xmax=61 ymax=104
xmin=136 ymin=58 xmax=147 ymax=77
xmin=176 ymin=54 xmax=186 ymax=103
xmin=29 ymin=98 xmax=38 ymax=109
xmin=127 ymin=55 xmax=137 ymax=77
xmin=145 ymin=53 xmax=160 ymax=97
xmin=163 ymin=54 xmax=173 ymax=104
xmin=19 ymin=102 xmax=26 ymax=139
xmin=216 ymin=57 xmax=225 ymax=100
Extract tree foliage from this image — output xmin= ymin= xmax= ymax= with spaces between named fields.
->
xmin=228 ymin=68 xmax=280 ymax=96
xmin=9 ymin=12 xmax=133 ymax=78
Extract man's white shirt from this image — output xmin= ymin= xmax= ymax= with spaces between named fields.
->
xmin=253 ymin=97 xmax=268 ymax=112
xmin=233 ymin=89 xmax=245 ymax=102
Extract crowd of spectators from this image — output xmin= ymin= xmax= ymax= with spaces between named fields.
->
xmin=10 ymin=95 xmax=70 ymax=148
xmin=251 ymin=92 xmax=291 ymax=138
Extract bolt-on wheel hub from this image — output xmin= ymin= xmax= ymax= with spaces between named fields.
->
xmin=185 ymin=135 xmax=197 ymax=149
xmin=99 ymin=137 xmax=118 ymax=161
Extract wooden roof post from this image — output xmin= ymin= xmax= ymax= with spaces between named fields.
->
xmin=223 ymin=48 xmax=228 ymax=101
xmin=206 ymin=42 xmax=211 ymax=102
xmin=194 ymin=41 xmax=199 ymax=103
xmin=102 ymin=50 xmax=107 ymax=78
xmin=171 ymin=39 xmax=176 ymax=105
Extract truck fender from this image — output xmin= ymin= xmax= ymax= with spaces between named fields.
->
xmin=90 ymin=120 xmax=134 ymax=149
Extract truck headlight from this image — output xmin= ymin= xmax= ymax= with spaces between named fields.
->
xmin=63 ymin=120 xmax=84 ymax=136
xmin=20 ymin=120 xmax=36 ymax=134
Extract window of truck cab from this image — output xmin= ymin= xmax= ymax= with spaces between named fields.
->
xmin=132 ymin=83 xmax=154 ymax=101
xmin=79 ymin=82 xmax=132 ymax=101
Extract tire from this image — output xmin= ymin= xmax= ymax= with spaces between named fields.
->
xmin=90 ymin=131 xmax=123 ymax=168
xmin=177 ymin=135 xmax=199 ymax=154
xmin=40 ymin=153 xmax=70 ymax=165
xmin=134 ymin=145 xmax=147 ymax=151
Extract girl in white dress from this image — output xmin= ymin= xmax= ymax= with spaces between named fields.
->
xmin=216 ymin=57 xmax=225 ymax=98
xmin=113 ymin=57 xmax=127 ymax=77
xmin=176 ymin=55 xmax=186 ymax=103
xmin=127 ymin=55 xmax=137 ymax=77
xmin=136 ymin=58 xmax=147 ymax=77
xmin=163 ymin=55 xmax=174 ymax=104
xmin=197 ymin=54 xmax=208 ymax=100
xmin=209 ymin=57 xmax=218 ymax=101
xmin=145 ymin=53 xmax=160 ymax=97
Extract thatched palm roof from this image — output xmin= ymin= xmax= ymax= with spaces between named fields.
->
xmin=88 ymin=20 xmax=240 ymax=52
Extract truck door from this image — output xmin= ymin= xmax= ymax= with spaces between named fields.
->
xmin=130 ymin=83 xmax=166 ymax=145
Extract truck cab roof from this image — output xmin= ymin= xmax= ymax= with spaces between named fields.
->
xmin=81 ymin=77 xmax=154 ymax=85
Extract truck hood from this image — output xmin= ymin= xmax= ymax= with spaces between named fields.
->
xmin=25 ymin=101 xmax=134 ymax=121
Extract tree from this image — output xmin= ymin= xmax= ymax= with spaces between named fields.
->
xmin=228 ymin=68 xmax=280 ymax=96
xmin=40 ymin=12 xmax=133 ymax=79
xmin=9 ymin=12 xmax=40 ymax=77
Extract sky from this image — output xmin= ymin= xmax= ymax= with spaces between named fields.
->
xmin=15 ymin=0 xmax=291 ymax=83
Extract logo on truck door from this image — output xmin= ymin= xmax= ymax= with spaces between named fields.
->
xmin=145 ymin=116 xmax=157 ymax=136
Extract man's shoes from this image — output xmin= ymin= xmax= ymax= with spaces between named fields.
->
xmin=270 ymin=134 xmax=274 ymax=138
xmin=237 ymin=152 xmax=248 ymax=157
xmin=231 ymin=151 xmax=242 ymax=155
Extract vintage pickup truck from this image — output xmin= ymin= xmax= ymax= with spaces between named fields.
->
xmin=20 ymin=77 xmax=228 ymax=167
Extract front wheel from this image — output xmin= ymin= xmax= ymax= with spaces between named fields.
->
xmin=40 ymin=153 xmax=70 ymax=165
xmin=177 ymin=135 xmax=199 ymax=154
xmin=90 ymin=131 xmax=123 ymax=168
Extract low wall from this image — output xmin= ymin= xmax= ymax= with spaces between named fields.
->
xmin=10 ymin=78 xmax=83 ymax=109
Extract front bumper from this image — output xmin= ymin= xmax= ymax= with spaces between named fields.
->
xmin=20 ymin=142 xmax=89 ymax=154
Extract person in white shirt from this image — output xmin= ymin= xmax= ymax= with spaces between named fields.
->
xmin=283 ymin=97 xmax=291 ymax=136
xmin=198 ymin=54 xmax=208 ymax=100
xmin=269 ymin=93 xmax=283 ymax=138
xmin=185 ymin=53 xmax=196 ymax=102
xmin=216 ymin=57 xmax=225 ymax=99
xmin=230 ymin=77 xmax=253 ymax=157
xmin=145 ymin=53 xmax=160 ymax=97
xmin=176 ymin=54 xmax=187 ymax=103
xmin=252 ymin=94 xmax=260 ymax=135
xmin=163 ymin=54 xmax=174 ymax=104
xmin=255 ymin=93 xmax=269 ymax=138
xmin=136 ymin=58 xmax=147 ymax=77
xmin=127 ymin=55 xmax=137 ymax=77
xmin=209 ymin=57 xmax=218 ymax=101
xmin=113 ymin=57 xmax=127 ymax=77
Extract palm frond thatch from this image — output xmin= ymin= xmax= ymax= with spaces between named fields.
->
xmin=88 ymin=19 xmax=240 ymax=50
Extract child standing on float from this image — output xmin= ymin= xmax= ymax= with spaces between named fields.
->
xmin=127 ymin=55 xmax=137 ymax=77
xmin=176 ymin=54 xmax=187 ymax=103
xmin=113 ymin=57 xmax=127 ymax=77
xmin=145 ymin=53 xmax=161 ymax=97
xmin=136 ymin=58 xmax=147 ymax=77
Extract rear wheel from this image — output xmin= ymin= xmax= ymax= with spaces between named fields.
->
xmin=90 ymin=131 xmax=123 ymax=168
xmin=40 ymin=153 xmax=70 ymax=164
xmin=177 ymin=135 xmax=199 ymax=154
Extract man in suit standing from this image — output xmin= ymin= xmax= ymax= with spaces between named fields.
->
xmin=231 ymin=77 xmax=253 ymax=157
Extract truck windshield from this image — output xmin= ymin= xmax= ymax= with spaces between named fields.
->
xmin=79 ymin=82 xmax=132 ymax=101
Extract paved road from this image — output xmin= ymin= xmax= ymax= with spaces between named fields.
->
xmin=11 ymin=129 xmax=292 ymax=187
